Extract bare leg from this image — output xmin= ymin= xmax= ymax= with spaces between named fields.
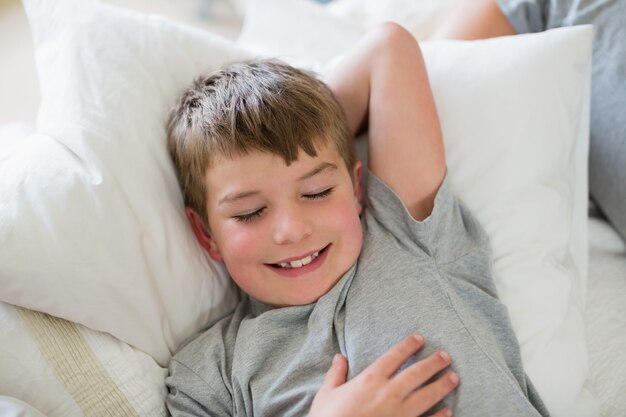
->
xmin=430 ymin=0 xmax=516 ymax=40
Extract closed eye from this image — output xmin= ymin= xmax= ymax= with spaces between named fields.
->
xmin=233 ymin=207 xmax=266 ymax=223
xmin=303 ymin=187 xmax=334 ymax=200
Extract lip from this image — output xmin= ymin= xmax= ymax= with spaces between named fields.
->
xmin=266 ymin=244 xmax=330 ymax=278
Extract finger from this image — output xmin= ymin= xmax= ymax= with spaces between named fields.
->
xmin=318 ymin=354 xmax=348 ymax=393
xmin=403 ymin=371 xmax=459 ymax=416
xmin=427 ymin=407 xmax=453 ymax=417
xmin=369 ymin=335 xmax=425 ymax=378
xmin=392 ymin=350 xmax=452 ymax=394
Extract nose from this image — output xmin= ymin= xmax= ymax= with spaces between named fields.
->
xmin=272 ymin=205 xmax=313 ymax=245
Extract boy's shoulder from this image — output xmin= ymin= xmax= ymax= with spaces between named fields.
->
xmin=362 ymin=170 xmax=489 ymax=263
xmin=363 ymin=170 xmax=450 ymax=235
xmin=171 ymin=308 xmax=239 ymax=369
xmin=166 ymin=310 xmax=240 ymax=413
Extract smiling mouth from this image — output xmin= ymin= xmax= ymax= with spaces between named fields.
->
xmin=269 ymin=245 xmax=330 ymax=269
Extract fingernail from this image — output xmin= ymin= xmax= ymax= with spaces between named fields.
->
xmin=333 ymin=354 xmax=342 ymax=364
xmin=445 ymin=408 xmax=453 ymax=417
xmin=439 ymin=351 xmax=451 ymax=362
xmin=413 ymin=334 xmax=424 ymax=343
xmin=448 ymin=372 xmax=459 ymax=384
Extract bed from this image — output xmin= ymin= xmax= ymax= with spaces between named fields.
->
xmin=1 ymin=0 xmax=625 ymax=416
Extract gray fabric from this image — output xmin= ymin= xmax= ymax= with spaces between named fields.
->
xmin=166 ymin=171 xmax=549 ymax=416
xmin=497 ymin=0 xmax=626 ymax=242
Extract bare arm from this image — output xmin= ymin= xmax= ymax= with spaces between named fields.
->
xmin=325 ymin=23 xmax=445 ymax=221
xmin=431 ymin=0 xmax=516 ymax=40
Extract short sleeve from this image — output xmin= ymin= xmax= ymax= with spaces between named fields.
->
xmin=365 ymin=170 xmax=490 ymax=265
xmin=166 ymin=358 xmax=233 ymax=417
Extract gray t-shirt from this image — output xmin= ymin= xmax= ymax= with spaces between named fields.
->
xmin=166 ymin=172 xmax=549 ymax=416
xmin=497 ymin=0 xmax=626 ymax=242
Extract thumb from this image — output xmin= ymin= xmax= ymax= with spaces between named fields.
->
xmin=320 ymin=354 xmax=348 ymax=392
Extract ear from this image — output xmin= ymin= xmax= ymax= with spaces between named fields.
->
xmin=352 ymin=160 xmax=364 ymax=214
xmin=185 ymin=207 xmax=223 ymax=262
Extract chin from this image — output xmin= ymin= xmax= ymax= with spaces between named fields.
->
xmin=286 ymin=286 xmax=332 ymax=306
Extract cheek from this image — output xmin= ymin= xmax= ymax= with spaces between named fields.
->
xmin=216 ymin=224 xmax=262 ymax=265
xmin=326 ymin=197 xmax=363 ymax=243
xmin=214 ymin=225 xmax=265 ymax=293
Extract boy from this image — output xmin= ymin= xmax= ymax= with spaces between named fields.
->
xmin=165 ymin=23 xmax=549 ymax=416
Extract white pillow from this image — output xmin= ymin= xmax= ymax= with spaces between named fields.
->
xmin=0 ymin=397 xmax=47 ymax=417
xmin=0 ymin=301 xmax=166 ymax=417
xmin=0 ymin=0 xmax=250 ymax=366
xmin=239 ymin=1 xmax=596 ymax=416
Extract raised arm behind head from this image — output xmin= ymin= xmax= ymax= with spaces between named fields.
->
xmin=325 ymin=23 xmax=445 ymax=221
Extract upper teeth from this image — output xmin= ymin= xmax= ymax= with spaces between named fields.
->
xmin=278 ymin=250 xmax=321 ymax=269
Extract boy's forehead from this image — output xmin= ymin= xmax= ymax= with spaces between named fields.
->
xmin=205 ymin=145 xmax=344 ymax=199
xmin=208 ymin=143 xmax=342 ymax=176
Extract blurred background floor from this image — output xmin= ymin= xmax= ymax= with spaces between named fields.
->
xmin=0 ymin=0 xmax=245 ymax=125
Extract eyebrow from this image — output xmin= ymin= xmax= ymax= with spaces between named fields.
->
xmin=218 ymin=162 xmax=338 ymax=206
xmin=298 ymin=161 xmax=337 ymax=181
xmin=218 ymin=190 xmax=261 ymax=206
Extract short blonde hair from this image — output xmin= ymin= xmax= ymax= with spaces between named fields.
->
xmin=167 ymin=59 xmax=355 ymax=222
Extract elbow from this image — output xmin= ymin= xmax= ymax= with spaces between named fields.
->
xmin=368 ymin=22 xmax=424 ymax=63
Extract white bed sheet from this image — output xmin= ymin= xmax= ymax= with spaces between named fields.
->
xmin=585 ymin=205 xmax=626 ymax=417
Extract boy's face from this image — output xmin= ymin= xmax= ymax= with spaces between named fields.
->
xmin=187 ymin=142 xmax=363 ymax=307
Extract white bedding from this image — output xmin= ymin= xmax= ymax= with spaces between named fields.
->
xmin=0 ymin=300 xmax=168 ymax=417
xmin=585 ymin=206 xmax=626 ymax=416
xmin=1 ymin=0 xmax=625 ymax=416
